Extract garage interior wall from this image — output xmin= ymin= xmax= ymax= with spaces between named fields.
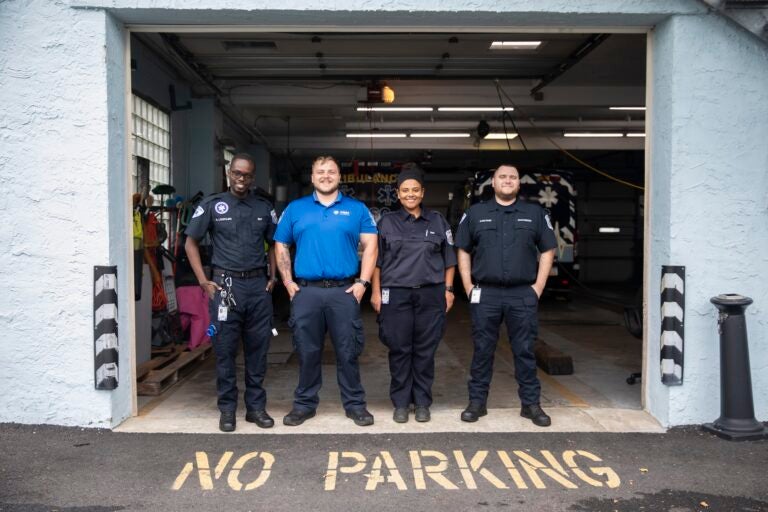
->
xmin=1 ymin=0 xmax=766 ymax=428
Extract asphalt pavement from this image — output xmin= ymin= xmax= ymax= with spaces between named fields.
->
xmin=1 ymin=423 xmax=766 ymax=512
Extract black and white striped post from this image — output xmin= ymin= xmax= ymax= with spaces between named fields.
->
xmin=94 ymin=266 xmax=118 ymax=390
xmin=660 ymin=266 xmax=685 ymax=385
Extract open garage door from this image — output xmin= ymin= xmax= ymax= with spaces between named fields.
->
xmin=122 ymin=28 xmax=654 ymax=434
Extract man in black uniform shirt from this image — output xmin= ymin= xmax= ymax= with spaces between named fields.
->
xmin=184 ymin=153 xmax=278 ymax=432
xmin=455 ymin=164 xmax=557 ymax=427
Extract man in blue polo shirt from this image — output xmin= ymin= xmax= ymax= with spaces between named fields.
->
xmin=274 ymin=155 xmax=378 ymax=427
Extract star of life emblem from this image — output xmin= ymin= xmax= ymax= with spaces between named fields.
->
xmin=377 ymin=185 xmax=398 ymax=207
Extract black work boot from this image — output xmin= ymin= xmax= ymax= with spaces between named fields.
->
xmin=520 ymin=404 xmax=552 ymax=427
xmin=245 ymin=410 xmax=274 ymax=429
xmin=283 ymin=408 xmax=316 ymax=426
xmin=393 ymin=407 xmax=409 ymax=423
xmin=219 ymin=410 xmax=236 ymax=432
xmin=460 ymin=402 xmax=488 ymax=422
xmin=346 ymin=408 xmax=374 ymax=426
xmin=414 ymin=405 xmax=431 ymax=422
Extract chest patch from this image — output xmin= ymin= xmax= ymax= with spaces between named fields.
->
xmin=215 ymin=202 xmax=229 ymax=215
xmin=478 ymin=219 xmax=493 ymax=223
xmin=333 ymin=209 xmax=351 ymax=216
xmin=517 ymin=218 xmax=533 ymax=223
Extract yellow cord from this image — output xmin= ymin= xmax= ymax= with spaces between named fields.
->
xmin=494 ymin=81 xmax=645 ymax=191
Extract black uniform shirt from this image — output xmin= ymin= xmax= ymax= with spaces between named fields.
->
xmin=376 ymin=207 xmax=457 ymax=287
xmin=455 ymin=199 xmax=557 ymax=286
xmin=185 ymin=190 xmax=277 ymax=272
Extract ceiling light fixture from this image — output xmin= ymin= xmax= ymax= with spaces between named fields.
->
xmin=356 ymin=107 xmax=434 ymax=112
xmin=626 ymin=133 xmax=646 ymax=137
xmin=484 ymin=133 xmax=519 ymax=140
xmin=599 ymin=227 xmax=621 ymax=233
xmin=563 ymin=132 xmax=624 ymax=138
xmin=365 ymin=82 xmax=395 ymax=104
xmin=490 ymin=41 xmax=542 ymax=50
xmin=409 ymin=133 xmax=471 ymax=138
xmin=346 ymin=133 xmax=407 ymax=138
xmin=609 ymin=106 xmax=646 ymax=111
xmin=438 ymin=107 xmax=514 ymax=112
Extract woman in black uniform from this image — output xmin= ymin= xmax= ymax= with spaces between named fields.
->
xmin=371 ymin=164 xmax=457 ymax=423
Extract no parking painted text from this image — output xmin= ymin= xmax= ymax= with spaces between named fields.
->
xmin=172 ymin=449 xmax=620 ymax=491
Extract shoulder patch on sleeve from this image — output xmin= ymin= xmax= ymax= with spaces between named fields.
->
xmin=545 ymin=213 xmax=553 ymax=230
xmin=270 ymin=209 xmax=278 ymax=224
xmin=459 ymin=213 xmax=467 ymax=224
xmin=192 ymin=205 xmax=205 ymax=219
xmin=446 ymin=229 xmax=454 ymax=246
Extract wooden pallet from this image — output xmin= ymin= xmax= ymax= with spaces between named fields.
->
xmin=137 ymin=345 xmax=184 ymax=381
xmin=137 ymin=344 xmax=213 ymax=396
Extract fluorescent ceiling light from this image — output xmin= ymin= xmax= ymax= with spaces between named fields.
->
xmin=409 ymin=133 xmax=471 ymax=138
xmin=484 ymin=133 xmax=519 ymax=140
xmin=609 ymin=106 xmax=646 ymax=111
xmin=490 ymin=41 xmax=542 ymax=50
xmin=356 ymin=107 xmax=433 ymax=112
xmin=626 ymin=133 xmax=646 ymax=137
xmin=599 ymin=227 xmax=621 ymax=234
xmin=346 ymin=133 xmax=407 ymax=138
xmin=438 ymin=107 xmax=514 ymax=112
xmin=564 ymin=132 xmax=624 ymax=138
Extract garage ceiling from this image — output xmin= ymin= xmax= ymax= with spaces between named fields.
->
xmin=135 ymin=31 xmax=646 ymax=166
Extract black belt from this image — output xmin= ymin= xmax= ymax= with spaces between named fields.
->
xmin=298 ymin=278 xmax=354 ymax=288
xmin=387 ymin=283 xmax=441 ymax=289
xmin=477 ymin=281 xmax=532 ymax=288
xmin=213 ymin=267 xmax=266 ymax=279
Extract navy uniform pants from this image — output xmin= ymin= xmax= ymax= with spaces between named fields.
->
xmin=289 ymin=285 xmax=366 ymax=412
xmin=208 ymin=274 xmax=272 ymax=413
xmin=468 ymin=285 xmax=541 ymax=406
xmin=378 ymin=284 xmax=446 ymax=408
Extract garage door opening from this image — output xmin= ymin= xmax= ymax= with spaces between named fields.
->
xmin=121 ymin=28 xmax=656 ymax=434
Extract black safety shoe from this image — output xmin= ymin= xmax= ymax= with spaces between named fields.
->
xmin=521 ymin=404 xmax=552 ymax=427
xmin=245 ymin=410 xmax=274 ymax=429
xmin=283 ymin=408 xmax=316 ymax=426
xmin=460 ymin=403 xmax=487 ymax=422
xmin=346 ymin=408 xmax=374 ymax=426
xmin=414 ymin=405 xmax=431 ymax=423
xmin=393 ymin=407 xmax=409 ymax=423
xmin=219 ymin=410 xmax=236 ymax=432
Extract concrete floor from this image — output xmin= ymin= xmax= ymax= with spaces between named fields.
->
xmin=119 ymin=292 xmax=662 ymax=434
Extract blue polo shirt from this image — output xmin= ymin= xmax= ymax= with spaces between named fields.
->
xmin=274 ymin=191 xmax=378 ymax=280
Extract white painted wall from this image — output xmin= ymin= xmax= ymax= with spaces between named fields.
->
xmin=647 ymin=13 xmax=768 ymax=426
xmin=0 ymin=0 xmax=123 ymax=427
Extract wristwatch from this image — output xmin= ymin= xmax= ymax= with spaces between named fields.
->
xmin=445 ymin=285 xmax=455 ymax=294
xmin=355 ymin=278 xmax=371 ymax=289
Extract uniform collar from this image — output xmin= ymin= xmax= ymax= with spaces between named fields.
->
xmin=226 ymin=190 xmax=251 ymax=203
xmin=397 ymin=206 xmax=430 ymax=222
xmin=312 ymin=190 xmax=343 ymax=206
xmin=488 ymin=198 xmax=519 ymax=211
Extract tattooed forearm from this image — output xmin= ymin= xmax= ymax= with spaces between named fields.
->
xmin=275 ymin=242 xmax=294 ymax=282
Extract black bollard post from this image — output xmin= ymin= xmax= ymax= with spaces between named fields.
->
xmin=703 ymin=294 xmax=767 ymax=441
